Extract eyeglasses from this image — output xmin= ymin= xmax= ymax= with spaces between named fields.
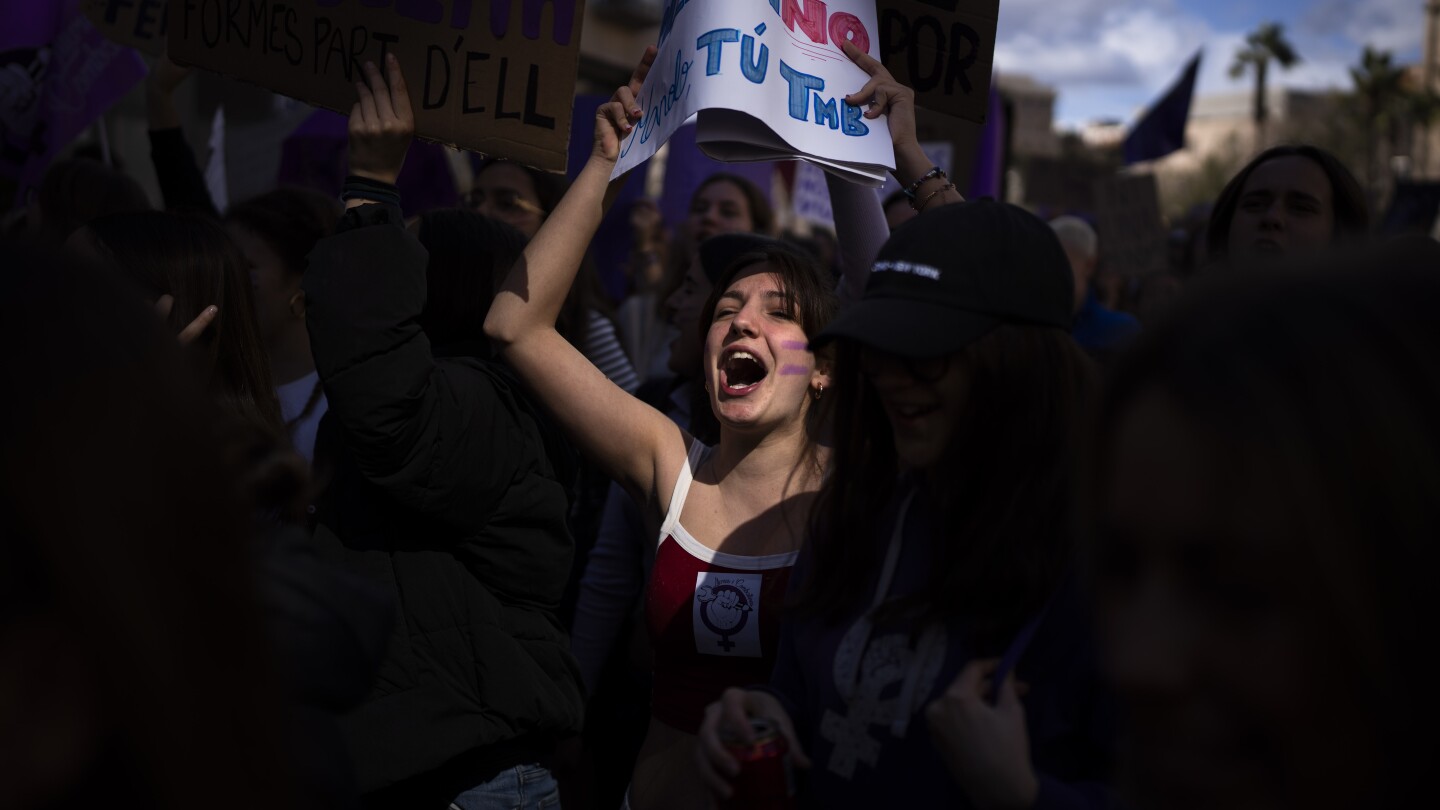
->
xmin=859 ymin=348 xmax=951 ymax=383
xmin=464 ymin=187 xmax=546 ymax=217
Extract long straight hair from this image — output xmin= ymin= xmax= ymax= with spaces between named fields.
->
xmin=795 ymin=324 xmax=1096 ymax=650
xmin=85 ymin=211 xmax=284 ymax=439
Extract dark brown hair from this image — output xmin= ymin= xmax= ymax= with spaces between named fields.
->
xmin=694 ymin=172 xmax=775 ymax=235
xmin=35 ymin=157 xmax=151 ymax=243
xmin=795 ymin=324 xmax=1096 ymax=649
xmin=415 ymin=207 xmax=529 ymax=348
xmin=85 ymin=211 xmax=284 ymax=439
xmin=1206 ymin=144 xmax=1369 ymax=264
xmin=224 ymin=186 xmax=341 ymax=279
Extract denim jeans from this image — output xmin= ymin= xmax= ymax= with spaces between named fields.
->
xmin=449 ymin=763 xmax=560 ymax=810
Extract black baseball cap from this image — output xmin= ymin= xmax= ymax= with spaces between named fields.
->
xmin=813 ymin=200 xmax=1074 ymax=357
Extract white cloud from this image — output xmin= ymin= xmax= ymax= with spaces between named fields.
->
xmin=1302 ymin=0 xmax=1425 ymax=54
xmin=993 ymin=0 xmax=1429 ymax=128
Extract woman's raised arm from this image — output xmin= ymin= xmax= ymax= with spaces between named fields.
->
xmin=485 ymin=48 xmax=686 ymax=508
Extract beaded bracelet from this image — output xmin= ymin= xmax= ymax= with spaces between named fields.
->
xmin=913 ymin=182 xmax=957 ymax=212
xmin=901 ymin=166 xmax=947 ymax=200
xmin=340 ymin=175 xmax=402 ymax=207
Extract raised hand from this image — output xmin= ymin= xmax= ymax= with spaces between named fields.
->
xmin=154 ymin=294 xmax=218 ymax=346
xmin=925 ymin=659 xmax=1039 ymax=810
xmin=348 ymin=53 xmax=414 ymax=185
xmin=593 ymin=45 xmax=657 ymax=163
xmin=841 ymin=41 xmax=918 ymax=151
xmin=696 ymin=687 xmax=811 ymax=800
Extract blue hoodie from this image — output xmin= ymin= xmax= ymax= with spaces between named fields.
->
xmin=763 ymin=485 xmax=1116 ymax=809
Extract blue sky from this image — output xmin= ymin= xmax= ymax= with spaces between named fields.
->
xmin=993 ymin=0 xmax=1427 ymax=128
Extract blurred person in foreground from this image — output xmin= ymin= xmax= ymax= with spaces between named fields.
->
xmin=0 ymin=240 xmax=298 ymax=809
xmin=1205 ymin=144 xmax=1368 ymax=268
xmin=1050 ymin=215 xmax=1140 ymax=361
xmin=77 ymin=210 xmax=285 ymax=442
xmin=1090 ymin=240 xmax=1440 ymax=809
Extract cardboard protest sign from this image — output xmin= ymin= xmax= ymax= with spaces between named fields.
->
xmin=1094 ymin=172 xmax=1168 ymax=276
xmin=613 ymin=0 xmax=895 ymax=186
xmin=877 ymin=0 xmax=999 ymax=123
xmin=166 ymin=0 xmax=587 ymax=173
xmin=83 ymin=0 xmax=170 ymax=56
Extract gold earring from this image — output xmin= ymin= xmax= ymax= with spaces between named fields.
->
xmin=812 ymin=385 xmax=824 ymax=401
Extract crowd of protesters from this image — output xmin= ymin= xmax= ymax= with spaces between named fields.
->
xmin=3 ymin=33 xmax=1436 ymax=810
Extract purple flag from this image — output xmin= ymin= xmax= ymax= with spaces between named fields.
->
xmin=1124 ymin=51 xmax=1202 ymax=165
xmin=0 ymin=0 xmax=147 ymax=203
xmin=967 ymin=85 xmax=1006 ymax=200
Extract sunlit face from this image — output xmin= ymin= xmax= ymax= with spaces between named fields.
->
xmin=689 ymin=180 xmax=755 ymax=243
xmin=470 ymin=162 xmax=546 ymax=238
xmin=226 ymin=223 xmax=297 ymax=347
xmin=1095 ymin=389 xmax=1373 ymax=810
xmin=860 ymin=348 xmax=967 ymax=470
xmin=704 ymin=266 xmax=826 ymax=431
xmin=665 ymin=254 xmax=710 ymax=378
xmin=1227 ymin=156 xmax=1336 ymax=264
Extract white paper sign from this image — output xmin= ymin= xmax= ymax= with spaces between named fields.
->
xmin=613 ymin=0 xmax=895 ymax=185
xmin=792 ymin=159 xmax=835 ymax=227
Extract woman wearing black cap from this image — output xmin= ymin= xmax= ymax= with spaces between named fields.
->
xmin=698 ymin=201 xmax=1114 ymax=807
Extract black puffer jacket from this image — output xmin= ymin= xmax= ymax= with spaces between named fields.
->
xmin=304 ymin=202 xmax=584 ymax=800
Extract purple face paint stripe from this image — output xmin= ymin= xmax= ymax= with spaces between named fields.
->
xmin=781 ymin=340 xmax=810 ymax=351
xmin=779 ymin=364 xmax=811 ymax=376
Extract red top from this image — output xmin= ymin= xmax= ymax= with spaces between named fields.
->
xmin=645 ymin=441 xmax=798 ymax=733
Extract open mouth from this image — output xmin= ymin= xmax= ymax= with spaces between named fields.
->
xmin=886 ymin=401 xmax=939 ymax=427
xmin=719 ymin=349 xmax=769 ymax=396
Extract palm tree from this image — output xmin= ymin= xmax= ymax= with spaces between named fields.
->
xmin=1350 ymin=46 xmax=1407 ymax=199
xmin=1229 ymin=23 xmax=1301 ymax=152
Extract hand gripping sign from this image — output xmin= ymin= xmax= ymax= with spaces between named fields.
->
xmin=612 ymin=0 xmax=894 ymax=186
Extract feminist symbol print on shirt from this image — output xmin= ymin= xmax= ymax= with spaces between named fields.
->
xmin=693 ymin=572 xmax=762 ymax=657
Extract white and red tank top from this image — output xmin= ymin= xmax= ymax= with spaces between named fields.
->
xmin=644 ymin=440 xmax=798 ymax=732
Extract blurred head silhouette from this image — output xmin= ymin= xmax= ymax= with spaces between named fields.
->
xmin=1091 ymin=241 xmax=1440 ymax=809
xmin=0 ymin=240 xmax=298 ymax=808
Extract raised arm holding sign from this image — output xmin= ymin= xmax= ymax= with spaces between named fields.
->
xmin=613 ymin=0 xmax=896 ymax=185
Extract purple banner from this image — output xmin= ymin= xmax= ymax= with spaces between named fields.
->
xmin=659 ymin=123 xmax=776 ymax=231
xmin=568 ymin=94 xmax=646 ymax=303
xmin=967 ymin=85 xmax=1005 ymax=200
xmin=1 ymin=0 xmax=146 ymax=203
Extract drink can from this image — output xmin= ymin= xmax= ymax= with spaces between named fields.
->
xmin=720 ymin=716 xmax=796 ymax=809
